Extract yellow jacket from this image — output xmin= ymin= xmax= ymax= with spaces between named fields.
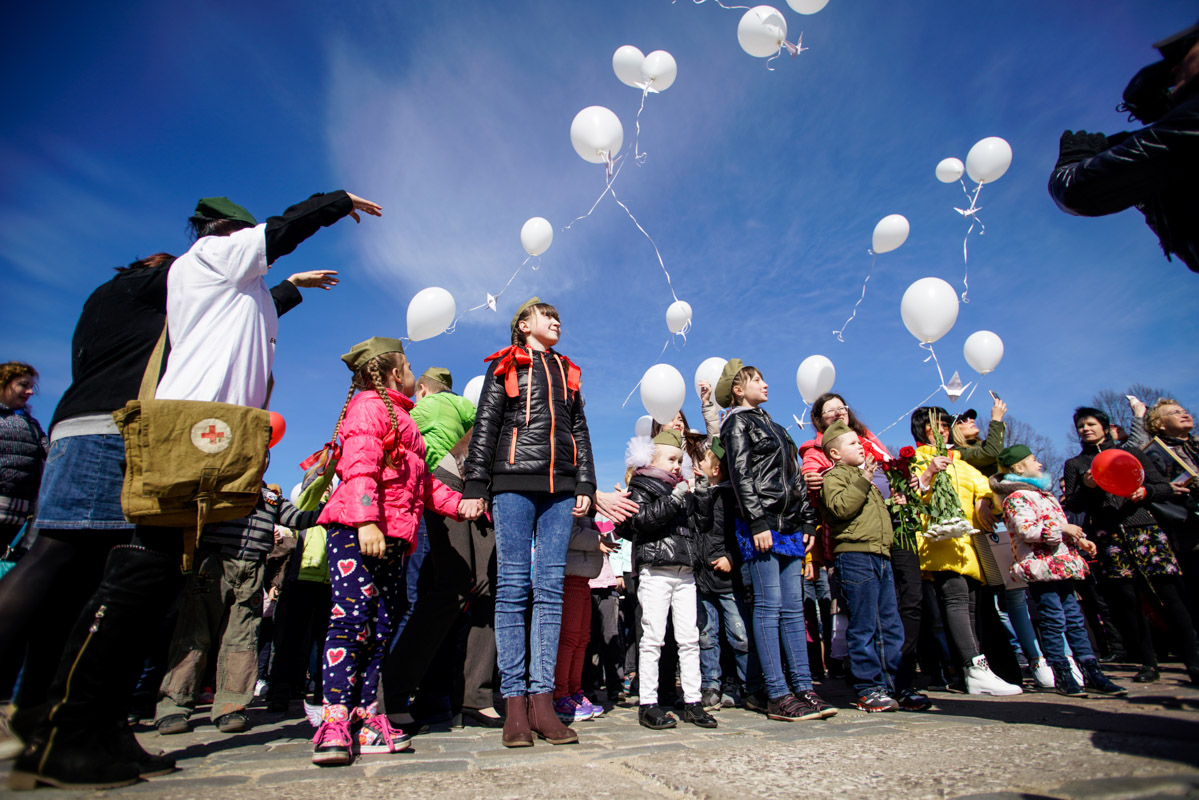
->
xmin=912 ymin=445 xmax=994 ymax=581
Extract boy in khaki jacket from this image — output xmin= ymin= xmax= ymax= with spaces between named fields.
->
xmin=820 ymin=420 xmax=914 ymax=713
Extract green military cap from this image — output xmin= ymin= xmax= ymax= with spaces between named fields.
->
xmin=653 ymin=428 xmax=683 ymax=449
xmin=714 ymin=358 xmax=744 ymax=409
xmin=999 ymin=444 xmax=1033 ymax=469
xmin=511 ymin=297 xmax=541 ymax=335
xmin=821 ymin=420 xmax=853 ymax=452
xmin=341 ymin=337 xmax=405 ymax=373
xmin=194 ymin=196 xmax=257 ymax=226
xmin=421 ymin=367 xmax=452 ymax=390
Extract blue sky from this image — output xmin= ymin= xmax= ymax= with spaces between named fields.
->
xmin=3 ymin=0 xmax=1196 ymax=494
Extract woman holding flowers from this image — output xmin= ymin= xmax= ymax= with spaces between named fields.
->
xmin=909 ymin=407 xmax=1021 ymax=696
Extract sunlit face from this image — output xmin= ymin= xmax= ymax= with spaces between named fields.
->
xmin=521 ymin=309 xmax=561 ymax=350
xmin=652 ymin=444 xmax=684 ymax=477
xmin=665 ymin=412 xmax=686 ymax=433
xmin=737 ymin=372 xmax=768 ymax=407
xmin=388 ymin=360 xmax=416 ymax=397
xmin=924 ymin=420 xmax=951 ymax=445
xmin=698 ymin=450 xmax=722 ymax=482
xmin=830 ymin=431 xmax=865 ymax=467
xmin=954 ymin=417 xmax=979 ymax=439
xmin=819 ymin=398 xmax=849 ymax=428
xmin=0 ymin=376 xmax=35 ymax=410
xmin=1010 ymin=454 xmax=1043 ymax=478
xmin=1157 ymin=404 xmax=1193 ymax=437
xmin=1076 ymin=417 xmax=1106 ymax=445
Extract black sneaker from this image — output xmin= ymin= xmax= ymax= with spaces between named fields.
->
xmin=854 ymin=690 xmax=899 ymax=713
xmin=155 ymin=714 xmax=190 ymax=736
xmin=700 ymin=688 xmax=722 ymax=711
xmin=681 ymin=702 xmax=718 ymax=728
xmin=215 ymin=712 xmax=248 ymax=733
xmin=638 ymin=704 xmax=678 ymax=730
xmin=1133 ymin=666 xmax=1159 ymax=683
xmin=744 ymin=690 xmax=769 ymax=714
xmin=896 ymin=688 xmax=933 ymax=711
xmin=796 ymin=689 xmax=838 ymax=719
xmin=766 ymin=693 xmax=810 ymax=721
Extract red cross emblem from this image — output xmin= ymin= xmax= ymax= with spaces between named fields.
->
xmin=200 ymin=425 xmax=226 ymax=444
xmin=191 ymin=418 xmax=233 ymax=454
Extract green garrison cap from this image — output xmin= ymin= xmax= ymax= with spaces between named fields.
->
xmin=341 ymin=337 xmax=405 ymax=373
xmin=194 ymin=197 xmax=257 ymax=226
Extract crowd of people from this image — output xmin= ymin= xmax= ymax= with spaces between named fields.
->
xmin=1 ymin=191 xmax=1198 ymax=792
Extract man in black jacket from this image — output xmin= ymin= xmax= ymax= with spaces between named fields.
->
xmin=1048 ymin=22 xmax=1199 ymax=273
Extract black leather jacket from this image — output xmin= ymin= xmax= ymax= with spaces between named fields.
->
xmin=463 ymin=346 xmax=596 ymax=500
xmin=687 ymin=482 xmax=742 ymax=594
xmin=1049 ymin=89 xmax=1199 ymax=273
xmin=720 ymin=407 xmax=819 ymax=536
xmin=1063 ymin=440 xmax=1173 ymax=533
xmin=616 ymin=468 xmax=696 ymax=570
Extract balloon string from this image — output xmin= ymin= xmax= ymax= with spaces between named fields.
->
xmin=443 ymin=255 xmax=535 ymax=334
xmin=766 ymin=33 xmax=806 ymax=70
xmin=671 ymin=0 xmax=751 ymax=9
xmin=963 ymin=381 xmax=981 ymax=404
xmin=621 ymin=338 xmax=673 ymax=409
xmin=919 ymin=342 xmax=947 ymax=389
xmin=609 ymin=184 xmax=679 ymax=303
xmin=833 ymin=249 xmax=876 ymax=342
xmin=953 ymin=181 xmax=986 ymax=303
xmin=874 ymin=386 xmax=944 ymax=436
xmin=633 ymin=85 xmax=650 ymax=165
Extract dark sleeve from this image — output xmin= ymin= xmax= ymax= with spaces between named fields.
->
xmin=463 ymin=361 xmax=505 ymax=500
xmin=276 ymin=498 xmax=323 ymax=531
xmin=617 ymin=483 xmax=682 ymax=543
xmin=1063 ymin=456 xmax=1102 ymax=514
xmin=570 ymin=387 xmax=596 ymax=499
xmin=724 ymin=415 xmax=768 ymax=534
xmin=263 ymin=190 xmax=354 ymax=264
xmin=270 ymin=280 xmax=303 ymax=318
xmin=709 ymin=491 xmax=733 ymax=563
xmin=1132 ymin=446 xmax=1175 ymax=504
xmin=1048 ymin=96 xmax=1199 ymax=217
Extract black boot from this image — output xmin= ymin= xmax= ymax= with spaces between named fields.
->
xmin=1049 ymin=660 xmax=1086 ymax=698
xmin=107 ymin=721 xmax=176 ymax=778
xmin=8 ymin=545 xmax=182 ymax=791
xmin=1079 ymin=659 xmax=1127 ymax=697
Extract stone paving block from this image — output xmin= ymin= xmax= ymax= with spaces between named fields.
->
xmin=118 ymin=775 xmax=253 ymax=793
xmin=589 ymin=742 xmax=691 ymax=761
xmin=367 ymin=759 xmax=473 ymax=777
xmin=255 ymin=766 xmax=366 ymax=784
xmin=1055 ymin=773 xmax=1199 ymax=800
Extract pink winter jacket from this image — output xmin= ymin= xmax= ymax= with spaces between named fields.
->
xmin=317 ymin=388 xmax=462 ymax=549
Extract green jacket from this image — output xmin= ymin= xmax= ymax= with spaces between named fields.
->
xmin=410 ymin=391 xmax=477 ymax=470
xmin=957 ymin=420 xmax=1006 ymax=477
xmin=820 ymin=462 xmax=894 ymax=556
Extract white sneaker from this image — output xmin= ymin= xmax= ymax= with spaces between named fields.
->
xmin=1031 ymin=658 xmax=1055 ymax=689
xmin=965 ymin=655 xmax=1023 ymax=696
xmin=1068 ymin=657 xmax=1084 ymax=687
xmin=254 ymin=679 xmax=268 ymax=698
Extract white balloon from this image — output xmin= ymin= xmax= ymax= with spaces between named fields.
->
xmin=963 ymin=331 xmax=1005 ymax=376
xmin=786 ymin=0 xmax=829 ymax=13
xmin=462 ymin=374 xmax=486 ymax=408
xmin=694 ymin=357 xmax=727 ymax=402
xmin=613 ymin=45 xmax=646 ymax=88
xmin=570 ymin=106 xmax=624 ymax=165
xmin=900 ymin=278 xmax=959 ymax=344
xmin=795 ymin=355 xmax=836 ymax=405
xmin=520 ymin=216 xmax=553 ymax=256
xmin=871 ymin=214 xmax=910 ymax=254
xmin=634 ymin=414 xmax=654 ymax=438
xmin=289 ymin=482 xmax=303 ymax=506
xmin=965 ymin=136 xmax=1012 ymax=184
xmin=665 ymin=300 xmax=692 ymax=335
xmin=935 ymin=157 xmax=965 ymax=184
xmin=406 ymin=287 xmax=456 ymax=342
xmin=641 ymin=50 xmax=677 ymax=92
xmin=641 ymin=364 xmax=686 ymax=425
xmin=738 ymin=6 xmax=788 ymax=58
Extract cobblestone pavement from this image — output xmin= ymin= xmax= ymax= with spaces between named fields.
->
xmin=3 ymin=663 xmax=1198 ymax=799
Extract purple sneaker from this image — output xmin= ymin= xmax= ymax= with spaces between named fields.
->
xmin=553 ymin=695 xmax=593 ymax=722
xmin=572 ymin=692 xmax=604 ymax=719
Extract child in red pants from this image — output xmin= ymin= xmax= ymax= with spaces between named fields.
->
xmin=553 ymin=517 xmax=614 ymax=722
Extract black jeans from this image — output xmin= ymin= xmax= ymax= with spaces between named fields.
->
xmin=931 ymin=571 xmax=979 ymax=666
xmin=1103 ymin=576 xmax=1199 ymax=671
xmin=889 ymin=546 xmax=922 ymax=691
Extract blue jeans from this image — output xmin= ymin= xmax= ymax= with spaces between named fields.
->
xmin=492 ymin=491 xmax=575 ymax=697
xmin=698 ymin=592 xmax=751 ymax=690
xmin=34 ymin=434 xmax=133 ymax=529
xmin=1000 ymin=587 xmax=1043 ymax=661
xmin=1029 ymin=580 xmax=1095 ymax=667
xmin=746 ymin=550 xmax=811 ymax=698
xmin=835 ymin=552 xmax=905 ymax=695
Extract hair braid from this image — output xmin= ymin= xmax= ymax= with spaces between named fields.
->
xmin=325 ymin=382 xmax=358 ymax=454
xmin=365 ymin=355 xmax=401 ymax=469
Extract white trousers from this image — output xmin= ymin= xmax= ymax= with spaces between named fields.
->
xmin=637 ymin=565 xmax=701 ymax=705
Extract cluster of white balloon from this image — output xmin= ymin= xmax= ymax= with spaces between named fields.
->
xmin=935 ymin=136 xmax=1013 ymax=302
xmin=733 ymin=1 xmax=828 ymax=64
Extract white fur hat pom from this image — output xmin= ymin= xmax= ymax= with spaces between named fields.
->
xmin=624 ymin=435 xmax=655 ymax=469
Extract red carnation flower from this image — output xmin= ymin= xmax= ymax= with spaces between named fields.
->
xmin=899 ymin=446 xmax=916 ymax=459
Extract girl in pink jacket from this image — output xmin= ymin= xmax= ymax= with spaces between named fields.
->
xmin=309 ymin=337 xmax=468 ymax=766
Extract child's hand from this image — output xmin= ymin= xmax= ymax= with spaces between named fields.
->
xmin=863 ymin=456 xmax=877 ymax=479
xmin=753 ymin=531 xmax=774 ymax=554
xmin=803 ymin=470 xmax=824 ymax=492
xmin=1078 ymin=537 xmax=1097 ymax=558
xmin=357 ymin=523 xmax=386 ymax=559
xmin=572 ymin=494 xmax=593 ymax=517
xmin=698 ymin=381 xmax=712 ymax=404
xmin=803 ymin=560 xmax=815 ymax=581
xmin=711 ymin=556 xmax=732 ymax=573
xmin=458 ymin=498 xmax=486 ymax=520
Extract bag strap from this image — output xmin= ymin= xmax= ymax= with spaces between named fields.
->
xmin=138 ymin=326 xmax=170 ymax=402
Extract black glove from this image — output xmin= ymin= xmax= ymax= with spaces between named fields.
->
xmin=1054 ymin=130 xmax=1110 ymax=170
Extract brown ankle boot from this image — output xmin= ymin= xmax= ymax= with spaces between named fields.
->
xmin=501 ymin=696 xmax=533 ymax=748
xmin=527 ymin=692 xmax=578 ymax=744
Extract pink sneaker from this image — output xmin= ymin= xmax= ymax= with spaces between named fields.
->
xmin=312 ymin=704 xmax=352 ymax=766
xmin=572 ymin=692 xmax=604 ymax=719
xmin=355 ymin=713 xmax=411 ymax=754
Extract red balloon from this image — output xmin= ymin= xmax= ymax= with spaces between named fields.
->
xmin=268 ymin=411 xmax=286 ymax=448
xmin=1090 ymin=449 xmax=1144 ymax=498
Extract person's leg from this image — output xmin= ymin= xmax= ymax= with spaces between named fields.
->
xmin=636 ymin=568 xmax=671 ymax=706
xmin=697 ymin=593 xmax=721 ymax=691
xmin=491 ymin=493 xmax=536 ymax=699
xmin=1056 ymin=582 xmax=1096 ymax=662
xmin=554 ymin=576 xmax=589 ymax=699
xmin=777 ymin=554 xmax=813 ymax=693
xmin=717 ymin=593 xmax=751 ymax=688
xmin=1149 ymin=575 xmax=1199 ymax=673
xmin=156 ymin=549 xmax=226 ymax=724
xmin=595 ymin=589 xmax=624 ymax=701
xmin=1076 ymin=572 xmax=1123 ymax=658
xmin=746 ymin=553 xmax=787 ymax=699
xmin=1030 ymin=583 xmax=1067 ymax=665
xmin=835 ymin=552 xmax=885 ymax=696
xmin=527 ymin=494 xmax=574 ymax=697
xmin=888 ymin=546 xmax=923 ymax=691
xmin=358 ymin=544 xmax=406 ymax=713
xmin=1004 ymin=588 xmax=1043 ymax=661
xmin=671 ymin=570 xmax=702 ymax=704
xmin=567 ymin=579 xmax=593 ymax=697
xmin=876 ymin=558 xmax=906 ymax=694
xmin=320 ymin=526 xmax=376 ymax=709
xmin=933 ymin=571 xmax=979 ymax=665
xmin=1102 ymin=578 xmax=1156 ymax=668
xmin=211 ymin=556 xmax=265 ymax=723
xmin=461 ymin=522 xmax=497 ymax=711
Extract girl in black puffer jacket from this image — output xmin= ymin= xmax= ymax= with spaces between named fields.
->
xmin=461 ymin=298 xmax=596 ymax=748
xmin=616 ymin=429 xmax=715 ymax=731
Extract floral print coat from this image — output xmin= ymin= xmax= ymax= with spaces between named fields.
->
xmin=991 ymin=475 xmax=1088 ymax=583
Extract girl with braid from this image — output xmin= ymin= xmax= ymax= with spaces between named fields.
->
xmin=309 ymin=337 xmax=476 ymax=766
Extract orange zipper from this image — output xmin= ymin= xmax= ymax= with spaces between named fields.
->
xmin=540 ymin=351 xmax=556 ymax=494
xmin=508 ymin=427 xmax=518 ymax=465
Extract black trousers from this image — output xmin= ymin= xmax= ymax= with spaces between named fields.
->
xmin=889 ymin=546 xmax=922 ymax=691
